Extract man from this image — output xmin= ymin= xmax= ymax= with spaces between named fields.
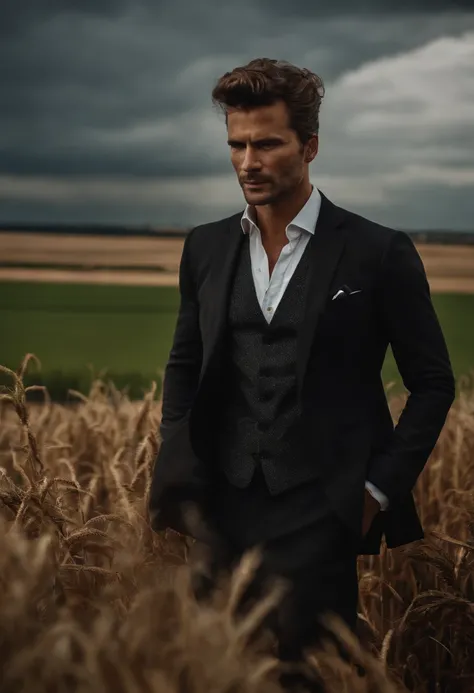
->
xmin=149 ymin=58 xmax=455 ymax=689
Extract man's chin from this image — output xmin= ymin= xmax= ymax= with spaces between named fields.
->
xmin=243 ymin=190 xmax=275 ymax=206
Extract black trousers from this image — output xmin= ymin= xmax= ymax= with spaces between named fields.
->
xmin=192 ymin=466 xmax=361 ymax=691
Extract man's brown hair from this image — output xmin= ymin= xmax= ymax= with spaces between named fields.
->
xmin=211 ymin=58 xmax=325 ymax=144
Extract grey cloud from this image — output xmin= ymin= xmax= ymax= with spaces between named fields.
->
xmin=0 ymin=141 xmax=227 ymax=178
xmin=255 ymin=0 xmax=474 ymax=17
xmin=1 ymin=0 xmax=473 ymax=227
xmin=2 ymin=177 xmax=473 ymax=230
xmin=363 ymin=182 xmax=474 ymax=230
xmin=1 ymin=0 xmax=130 ymax=36
xmin=0 ymin=182 xmax=223 ymax=228
xmin=3 ymin=0 xmax=470 ymax=31
xmin=2 ymin=5 xmax=474 ymax=177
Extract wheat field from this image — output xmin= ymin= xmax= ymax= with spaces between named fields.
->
xmin=1 ymin=354 xmax=474 ymax=692
xmin=2 ymin=232 xmax=474 ymax=291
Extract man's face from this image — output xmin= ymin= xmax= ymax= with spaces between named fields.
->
xmin=226 ymin=99 xmax=317 ymax=206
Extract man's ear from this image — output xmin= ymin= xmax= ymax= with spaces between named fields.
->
xmin=305 ymin=135 xmax=319 ymax=163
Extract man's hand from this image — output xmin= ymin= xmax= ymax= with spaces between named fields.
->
xmin=362 ymin=488 xmax=381 ymax=537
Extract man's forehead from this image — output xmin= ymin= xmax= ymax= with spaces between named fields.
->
xmin=227 ymin=105 xmax=290 ymax=137
xmin=227 ymin=101 xmax=288 ymax=124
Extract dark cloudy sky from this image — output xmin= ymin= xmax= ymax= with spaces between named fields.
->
xmin=1 ymin=1 xmax=474 ymax=230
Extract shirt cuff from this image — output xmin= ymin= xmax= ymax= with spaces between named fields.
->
xmin=365 ymin=481 xmax=389 ymax=511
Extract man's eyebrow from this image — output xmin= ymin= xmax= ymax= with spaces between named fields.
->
xmin=227 ymin=137 xmax=284 ymax=145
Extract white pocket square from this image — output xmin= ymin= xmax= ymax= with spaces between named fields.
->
xmin=332 ymin=286 xmax=362 ymax=301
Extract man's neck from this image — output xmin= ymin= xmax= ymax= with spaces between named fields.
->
xmin=255 ymin=182 xmax=313 ymax=244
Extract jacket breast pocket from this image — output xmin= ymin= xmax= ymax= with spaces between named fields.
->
xmin=318 ymin=290 xmax=368 ymax=337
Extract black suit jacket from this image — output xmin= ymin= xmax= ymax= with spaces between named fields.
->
xmin=149 ymin=191 xmax=456 ymax=554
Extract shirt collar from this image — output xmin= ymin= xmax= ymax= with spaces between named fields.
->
xmin=241 ymin=185 xmax=321 ymax=237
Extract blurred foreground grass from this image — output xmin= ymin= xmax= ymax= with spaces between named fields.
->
xmin=0 ymin=355 xmax=474 ymax=692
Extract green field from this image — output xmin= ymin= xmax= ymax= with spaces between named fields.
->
xmin=0 ymin=282 xmax=180 ymax=398
xmin=1 ymin=281 xmax=473 ymax=399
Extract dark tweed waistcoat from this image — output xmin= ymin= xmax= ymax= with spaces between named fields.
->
xmin=216 ymin=233 xmax=320 ymax=495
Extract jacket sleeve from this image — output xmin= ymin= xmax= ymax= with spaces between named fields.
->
xmin=159 ymin=227 xmax=203 ymax=441
xmin=366 ymin=230 xmax=455 ymax=503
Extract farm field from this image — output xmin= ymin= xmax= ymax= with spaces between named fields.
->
xmin=0 ymin=281 xmax=179 ymax=397
xmin=1 ymin=231 xmax=474 ymax=292
xmin=0 ymin=361 xmax=473 ymax=691
xmin=0 ymin=236 xmax=473 ymax=691
xmin=1 ymin=231 xmax=474 ymax=397
xmin=1 ymin=280 xmax=473 ymax=398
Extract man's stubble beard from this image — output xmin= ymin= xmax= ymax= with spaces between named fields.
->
xmin=243 ymin=191 xmax=278 ymax=207
xmin=240 ymin=179 xmax=292 ymax=207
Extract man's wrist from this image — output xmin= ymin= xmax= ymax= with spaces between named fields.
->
xmin=365 ymin=481 xmax=389 ymax=511
xmin=365 ymin=487 xmax=381 ymax=509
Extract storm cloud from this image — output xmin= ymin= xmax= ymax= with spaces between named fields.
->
xmin=1 ymin=0 xmax=473 ymax=228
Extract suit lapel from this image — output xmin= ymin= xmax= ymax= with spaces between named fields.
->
xmin=296 ymin=191 xmax=348 ymax=397
xmin=199 ymin=192 xmax=348 ymax=395
xmin=199 ymin=213 xmax=245 ymax=380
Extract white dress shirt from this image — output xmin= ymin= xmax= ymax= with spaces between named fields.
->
xmin=240 ymin=185 xmax=389 ymax=512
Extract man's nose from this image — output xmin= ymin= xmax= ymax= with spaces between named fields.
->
xmin=242 ymin=147 xmax=261 ymax=171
